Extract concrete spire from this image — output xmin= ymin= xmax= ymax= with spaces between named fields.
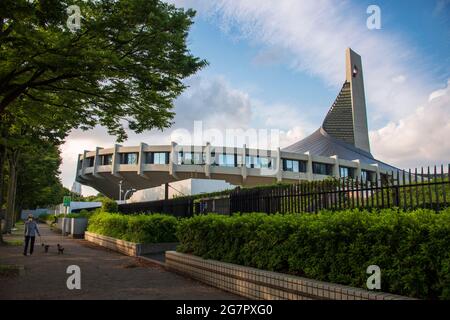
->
xmin=346 ymin=48 xmax=371 ymax=153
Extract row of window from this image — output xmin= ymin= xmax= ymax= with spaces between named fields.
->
xmin=81 ymin=153 xmax=375 ymax=180
xmin=82 ymin=152 xmax=169 ymax=167
xmin=176 ymin=152 xmax=275 ymax=169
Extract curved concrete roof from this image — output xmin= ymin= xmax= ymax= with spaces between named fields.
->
xmin=282 ymin=127 xmax=398 ymax=172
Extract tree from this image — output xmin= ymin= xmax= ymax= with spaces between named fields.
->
xmin=0 ymin=0 xmax=207 ymax=140
xmin=0 ymin=0 xmax=206 ymax=239
xmin=15 ymin=141 xmax=66 ymax=211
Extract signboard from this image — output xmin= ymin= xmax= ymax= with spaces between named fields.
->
xmin=63 ymin=196 xmax=71 ymax=207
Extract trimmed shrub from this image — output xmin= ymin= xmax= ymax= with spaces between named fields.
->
xmin=66 ymin=210 xmax=93 ymax=219
xmin=176 ymin=208 xmax=450 ymax=300
xmin=87 ymin=212 xmax=178 ymax=243
xmin=102 ymin=199 xmax=118 ymax=213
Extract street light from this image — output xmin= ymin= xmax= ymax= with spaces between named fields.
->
xmin=118 ymin=180 xmax=123 ymax=201
xmin=123 ymin=188 xmax=136 ymax=202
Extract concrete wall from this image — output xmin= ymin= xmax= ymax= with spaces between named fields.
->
xmin=166 ymin=251 xmax=414 ymax=300
xmin=84 ymin=231 xmax=178 ymax=256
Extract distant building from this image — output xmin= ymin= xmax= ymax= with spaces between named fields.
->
xmin=127 ymin=179 xmax=233 ymax=202
xmin=71 ymin=181 xmax=82 ymax=195
xmin=76 ymin=48 xmax=400 ymax=200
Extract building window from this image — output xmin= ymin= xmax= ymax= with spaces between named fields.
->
xmin=246 ymin=155 xmax=261 ymax=169
xmin=85 ymin=157 xmax=95 ymax=167
xmin=120 ymin=153 xmax=138 ymax=165
xmin=282 ymin=159 xmax=306 ymax=172
xmin=260 ymin=157 xmax=273 ymax=169
xmin=312 ymin=162 xmax=332 ymax=175
xmin=339 ymin=166 xmax=354 ymax=178
xmin=177 ymin=152 xmax=204 ymax=165
xmin=146 ymin=152 xmax=169 ymax=164
xmin=218 ymin=154 xmax=235 ymax=167
xmin=101 ymin=154 xmax=113 ymax=165
xmin=192 ymin=152 xmax=204 ymax=165
xmin=361 ymin=170 xmax=374 ymax=182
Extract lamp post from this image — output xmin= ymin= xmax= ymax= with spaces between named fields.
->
xmin=123 ymin=188 xmax=136 ymax=202
xmin=118 ymin=180 xmax=123 ymax=201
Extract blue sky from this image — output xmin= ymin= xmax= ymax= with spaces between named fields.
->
xmin=184 ymin=0 xmax=449 ymax=126
xmin=62 ymin=0 xmax=450 ymax=195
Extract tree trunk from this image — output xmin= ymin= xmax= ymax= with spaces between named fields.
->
xmin=5 ymin=149 xmax=19 ymax=233
xmin=0 ymin=145 xmax=4 ymax=242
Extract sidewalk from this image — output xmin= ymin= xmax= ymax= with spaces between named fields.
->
xmin=0 ymin=223 xmax=241 ymax=300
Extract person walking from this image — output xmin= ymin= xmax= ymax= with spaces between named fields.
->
xmin=23 ymin=214 xmax=40 ymax=256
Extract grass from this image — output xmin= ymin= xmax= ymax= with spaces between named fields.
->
xmin=4 ymin=239 xmax=24 ymax=246
xmin=0 ymin=265 xmax=23 ymax=277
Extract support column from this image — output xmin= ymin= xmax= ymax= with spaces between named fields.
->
xmin=75 ymin=154 xmax=82 ymax=179
xmin=138 ymin=142 xmax=146 ymax=176
xmin=111 ymin=144 xmax=121 ymax=177
xmin=93 ymin=147 xmax=102 ymax=177
xmin=81 ymin=150 xmax=88 ymax=176
xmin=371 ymin=163 xmax=381 ymax=186
xmin=170 ymin=141 xmax=178 ymax=179
xmin=352 ymin=159 xmax=362 ymax=179
xmin=305 ymin=152 xmax=313 ymax=181
xmin=205 ymin=142 xmax=211 ymax=178
xmin=276 ymin=147 xmax=282 ymax=182
xmin=241 ymin=144 xmax=247 ymax=182
xmin=331 ymin=155 xmax=340 ymax=179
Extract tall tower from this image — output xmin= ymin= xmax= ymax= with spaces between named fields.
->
xmin=346 ymin=48 xmax=370 ymax=153
xmin=321 ymin=48 xmax=371 ymax=153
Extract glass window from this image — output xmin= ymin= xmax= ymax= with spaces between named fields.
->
xmin=177 ymin=152 xmax=199 ymax=165
xmin=361 ymin=170 xmax=374 ymax=182
xmin=283 ymin=159 xmax=293 ymax=171
xmin=193 ymin=152 xmax=204 ymax=165
xmin=120 ymin=153 xmax=138 ymax=165
xmin=101 ymin=154 xmax=113 ymax=165
xmin=236 ymin=155 xmax=243 ymax=167
xmin=86 ymin=157 xmax=95 ymax=167
xmin=246 ymin=155 xmax=261 ymax=168
xmin=313 ymin=162 xmax=332 ymax=175
xmin=146 ymin=152 xmax=169 ymax=164
xmin=260 ymin=157 xmax=273 ymax=169
xmin=282 ymin=159 xmax=305 ymax=172
xmin=155 ymin=152 xmax=167 ymax=164
xmin=218 ymin=154 xmax=235 ymax=167
xmin=339 ymin=166 xmax=354 ymax=178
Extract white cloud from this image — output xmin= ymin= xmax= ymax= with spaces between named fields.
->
xmin=370 ymin=79 xmax=450 ymax=168
xmin=169 ymin=0 xmax=436 ymax=125
xmin=392 ymin=75 xmax=406 ymax=84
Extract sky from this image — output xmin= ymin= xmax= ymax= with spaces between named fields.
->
xmin=61 ymin=0 xmax=450 ymax=196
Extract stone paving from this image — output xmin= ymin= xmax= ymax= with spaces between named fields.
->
xmin=0 ymin=223 xmax=241 ymax=300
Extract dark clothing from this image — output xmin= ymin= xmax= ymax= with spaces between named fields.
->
xmin=24 ymin=220 xmax=40 ymax=237
xmin=24 ymin=236 xmax=36 ymax=255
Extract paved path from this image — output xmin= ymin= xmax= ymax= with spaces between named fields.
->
xmin=0 ymin=223 xmax=241 ymax=300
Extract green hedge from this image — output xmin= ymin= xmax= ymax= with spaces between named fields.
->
xmin=87 ymin=212 xmax=178 ymax=243
xmin=38 ymin=213 xmax=64 ymax=222
xmin=102 ymin=199 xmax=118 ymax=213
xmin=176 ymin=208 xmax=450 ymax=299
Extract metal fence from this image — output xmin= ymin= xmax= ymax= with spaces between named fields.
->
xmin=118 ymin=165 xmax=449 ymax=216
xmin=229 ymin=165 xmax=450 ymax=214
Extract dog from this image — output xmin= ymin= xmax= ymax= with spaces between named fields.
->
xmin=57 ymin=244 xmax=64 ymax=255
xmin=41 ymin=243 xmax=50 ymax=253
